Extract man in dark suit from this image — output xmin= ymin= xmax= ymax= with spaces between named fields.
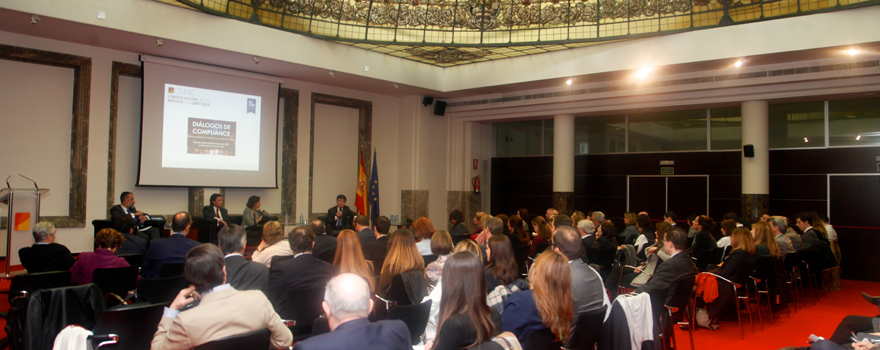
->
xmin=635 ymin=226 xmax=697 ymax=320
xmin=19 ymin=221 xmax=76 ymax=273
xmin=202 ymin=193 xmax=229 ymax=227
xmin=218 ymin=224 xmax=269 ymax=292
xmin=326 ymin=194 xmax=355 ymax=235
xmin=796 ymin=211 xmax=821 ymax=249
xmin=554 ymin=226 xmax=609 ymax=319
xmin=310 ymin=219 xmax=337 ymax=262
xmin=267 ymin=226 xmax=335 ymax=313
xmin=292 ymin=273 xmax=410 ymax=350
xmin=114 ymin=215 xmax=147 ymax=255
xmin=362 ymin=216 xmax=391 ymax=262
xmin=141 ymin=212 xmax=201 ymax=279
xmin=577 ymin=219 xmax=599 ymax=264
xmin=353 ymin=215 xmax=374 ymax=248
xmin=110 ymin=191 xmax=160 ymax=241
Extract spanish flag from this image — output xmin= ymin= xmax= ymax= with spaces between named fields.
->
xmin=355 ymin=151 xmax=368 ymax=216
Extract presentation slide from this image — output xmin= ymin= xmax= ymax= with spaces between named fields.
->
xmin=161 ymin=84 xmax=261 ymax=171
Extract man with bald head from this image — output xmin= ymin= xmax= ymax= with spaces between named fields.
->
xmin=293 ymin=274 xmax=410 ymax=350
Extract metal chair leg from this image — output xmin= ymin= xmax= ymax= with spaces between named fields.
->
xmin=734 ymin=285 xmax=744 ymax=340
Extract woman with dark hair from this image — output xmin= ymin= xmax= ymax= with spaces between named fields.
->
xmin=413 ymin=217 xmax=437 ymax=256
xmin=485 ymin=235 xmax=521 ymax=293
xmin=530 ymin=216 xmax=553 ymax=257
xmin=448 ymin=210 xmax=469 ymax=243
xmin=507 ymin=215 xmax=530 ymax=248
xmin=633 ymin=214 xmax=656 ymax=256
xmin=378 ymin=229 xmax=428 ymax=305
xmin=70 ymin=229 xmax=130 ymax=285
xmin=697 ymin=227 xmax=755 ymax=330
xmin=595 ymin=221 xmax=619 ymax=275
xmin=497 ymin=214 xmax=510 ymax=237
xmin=688 ymin=215 xmax=718 ymax=253
xmin=251 ymin=221 xmax=292 ymax=268
xmin=717 ymin=219 xmax=736 ymax=249
xmin=426 ymin=230 xmax=454 ymax=286
xmin=333 ymin=229 xmax=374 ymax=291
xmin=502 ymin=250 xmax=573 ymax=344
xmin=242 ymin=195 xmax=270 ymax=229
xmin=429 ymin=252 xmax=502 ymax=350
xmin=518 ymin=208 xmax=532 ymax=233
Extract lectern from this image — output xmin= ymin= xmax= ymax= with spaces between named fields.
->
xmin=0 ymin=187 xmax=50 ymax=277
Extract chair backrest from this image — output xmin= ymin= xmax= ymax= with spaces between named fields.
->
xmin=512 ymin=245 xmax=531 ymax=276
xmin=387 ymin=299 xmax=432 ymax=345
xmin=8 ymin=271 xmax=73 ymax=298
xmin=711 ymin=247 xmax=725 ymax=265
xmin=604 ymin=261 xmax=622 ymax=292
xmin=93 ymin=266 xmax=140 ymax=297
xmin=315 ymin=249 xmax=336 ymax=264
xmin=92 ymin=220 xmax=114 ymax=235
xmin=694 ymin=249 xmax=714 ymax=271
xmin=92 ymin=303 xmax=165 ymax=350
xmin=270 ymin=255 xmax=293 ymax=268
xmin=566 ymin=306 xmax=606 ymax=350
xmin=146 ymin=217 xmax=167 ymax=233
xmin=159 ymin=263 xmax=186 ymax=278
xmin=137 ymin=275 xmax=189 ymax=304
xmin=193 ymin=328 xmax=271 ymax=350
xmin=523 ymin=328 xmax=562 ymax=350
xmin=665 ymin=274 xmax=696 ymax=310
xmin=280 ymin=287 xmax=326 ymax=339
xmin=27 ymin=284 xmax=107 ymax=350
xmin=535 ymin=243 xmax=550 ymax=256
xmin=119 ymin=254 xmax=145 ymax=267
xmin=422 ymin=255 xmax=438 ymax=266
xmin=385 ymin=274 xmax=412 ymax=306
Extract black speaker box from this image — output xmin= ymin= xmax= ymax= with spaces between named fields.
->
xmin=422 ymin=96 xmax=434 ymax=106
xmin=433 ymin=101 xmax=447 ymax=116
xmin=743 ymin=144 xmax=755 ymax=157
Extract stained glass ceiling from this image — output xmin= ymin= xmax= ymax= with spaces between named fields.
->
xmin=156 ymin=0 xmax=878 ymax=66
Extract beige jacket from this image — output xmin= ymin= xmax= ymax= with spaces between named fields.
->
xmin=151 ymin=287 xmax=293 ymax=349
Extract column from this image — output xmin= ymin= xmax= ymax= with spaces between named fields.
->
xmin=553 ymin=114 xmax=575 ymax=215
xmin=741 ymin=101 xmax=769 ymax=222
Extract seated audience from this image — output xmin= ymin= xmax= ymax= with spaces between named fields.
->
xmin=545 ymin=207 xmax=559 ymax=221
xmin=752 ymin=221 xmax=781 ymax=260
xmin=448 ymin=209 xmax=469 ymax=244
xmin=422 ymin=240 xmax=482 ymax=343
xmin=473 ymin=212 xmax=488 ymax=236
xmin=70 ymin=228 xmax=129 ymax=285
xmin=592 ymin=211 xmax=616 ymax=241
xmin=377 ymin=229 xmax=427 ymax=305
xmin=784 ymin=216 xmax=805 ymax=251
xmin=363 ymin=216 xmax=392 ymax=262
xmin=623 ymin=222 xmax=673 ymax=288
xmin=822 ymin=215 xmax=841 ymax=263
xmin=517 ymin=208 xmax=532 ymax=233
xmin=663 ymin=211 xmax=678 ymax=227
xmin=634 ymin=227 xmax=697 ymax=323
xmin=507 ymin=215 xmax=531 ymax=249
xmin=114 ymin=215 xmax=147 ymax=255
xmin=578 ymin=219 xmax=599 ymax=264
xmin=770 ymin=215 xmax=796 ymax=256
xmin=218 ymin=224 xmax=269 ymax=292
xmin=251 ymin=221 xmax=292 ymax=268
xmin=425 ymin=230 xmax=454 ymax=286
xmin=333 ymin=229 xmax=375 ymax=291
xmin=429 ymin=252 xmax=502 ymax=350
xmin=633 ymin=214 xmax=657 ymax=257
xmin=453 ymin=239 xmax=483 ymax=261
xmin=717 ymin=219 xmax=736 ymax=250
xmin=151 ymin=244 xmax=292 ymax=349
xmin=474 ymin=215 xmax=497 ymax=245
xmin=688 ymin=215 xmax=718 ymax=253
xmin=553 ymin=214 xmax=574 ymax=231
xmin=497 ymin=214 xmax=511 ymax=238
xmin=485 ymin=235 xmax=528 ymax=311
xmin=595 ymin=221 xmax=620 ymax=275
xmin=141 ymin=212 xmax=200 ymax=279
xmin=502 ymin=250 xmax=573 ymax=344
xmin=311 ymin=219 xmax=337 ymax=259
xmin=354 ymin=215 xmax=375 ymax=248
xmin=19 ymin=221 xmax=76 ymax=273
xmin=268 ymin=226 xmax=335 ymax=312
xmin=796 ymin=211 xmax=824 ymax=249
xmin=241 ymin=195 xmax=270 ymax=229
xmin=293 ymin=274 xmax=410 ymax=350
xmin=413 ymin=217 xmax=437 ymax=256
xmin=697 ymin=227 xmax=755 ymax=330
xmin=553 ymin=226 xmax=608 ymax=318
xmin=620 ymin=212 xmax=640 ymax=246
xmin=531 ymin=216 xmax=553 ymax=258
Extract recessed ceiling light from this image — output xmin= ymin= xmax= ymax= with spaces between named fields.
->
xmin=566 ymin=79 xmax=573 ymax=85
xmin=734 ymin=59 xmax=745 ymax=68
xmin=634 ymin=66 xmax=653 ymax=79
xmin=856 ymin=135 xmax=862 ymax=141
xmin=804 ymin=137 xmax=809 ymax=142
xmin=848 ymin=46 xmax=860 ymax=56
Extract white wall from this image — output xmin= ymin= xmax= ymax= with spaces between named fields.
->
xmin=311 ymin=104 xmax=359 ymax=212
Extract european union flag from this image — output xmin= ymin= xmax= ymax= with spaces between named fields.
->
xmin=368 ymin=151 xmax=380 ymax=225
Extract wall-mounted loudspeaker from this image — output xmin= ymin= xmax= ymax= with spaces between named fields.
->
xmin=422 ymin=96 xmax=434 ymax=106
xmin=434 ymin=101 xmax=447 ymax=116
xmin=743 ymin=144 xmax=755 ymax=157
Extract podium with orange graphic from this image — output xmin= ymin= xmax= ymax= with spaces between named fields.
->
xmin=1 ymin=188 xmax=49 ymax=277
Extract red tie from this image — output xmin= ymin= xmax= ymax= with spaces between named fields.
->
xmin=215 ymin=207 xmax=220 ymax=218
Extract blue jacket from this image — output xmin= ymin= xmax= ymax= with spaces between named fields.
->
xmin=292 ymin=318 xmax=410 ymax=350
xmin=141 ymin=233 xmax=200 ymax=279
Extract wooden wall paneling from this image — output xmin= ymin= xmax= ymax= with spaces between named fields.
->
xmin=667 ymin=177 xmax=708 ymax=218
xmin=627 ymin=177 xmax=666 ymax=215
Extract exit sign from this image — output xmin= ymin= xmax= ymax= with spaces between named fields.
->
xmin=661 ymin=167 xmax=674 ymax=175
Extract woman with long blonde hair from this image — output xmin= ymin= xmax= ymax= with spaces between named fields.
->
xmin=751 ymin=221 xmax=781 ymax=259
xmin=502 ymin=250 xmax=573 ymax=344
xmin=333 ymin=229 xmax=374 ymax=291
xmin=377 ymin=229 xmax=427 ymax=304
xmin=699 ymin=227 xmax=755 ymax=330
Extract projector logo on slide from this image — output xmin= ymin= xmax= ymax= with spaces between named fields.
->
xmin=247 ymin=99 xmax=256 ymax=114
xmin=188 ymin=117 xmax=237 ymax=156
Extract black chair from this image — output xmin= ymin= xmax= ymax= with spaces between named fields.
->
xmin=5 ymin=271 xmax=74 ymax=301
xmin=119 ymin=254 xmax=145 ymax=267
xmin=315 ymin=249 xmax=337 ymax=264
xmin=279 ymin=288 xmax=326 ymax=341
xmin=136 ymin=275 xmax=189 ymax=304
xmin=711 ymin=247 xmax=725 ymax=265
xmin=422 ymin=255 xmax=438 ymax=266
xmin=523 ymin=328 xmax=562 ymax=350
xmin=193 ymin=328 xmax=271 ymax=350
xmin=92 ymin=219 xmax=115 ymax=235
xmin=513 ymin=245 xmax=531 ymax=277
xmin=159 ymin=263 xmax=186 ymax=277
xmin=270 ymin=255 xmax=293 ymax=268
xmin=694 ymin=249 xmax=714 ymax=271
xmin=566 ymin=306 xmax=606 ymax=350
xmin=603 ymin=261 xmax=622 ymax=298
xmin=90 ymin=303 xmax=165 ymax=350
xmin=534 ymin=243 xmax=550 ymax=256
xmin=662 ymin=275 xmax=697 ymax=350
xmin=387 ymin=299 xmax=432 ymax=345
xmin=93 ymin=266 xmax=140 ymax=299
xmin=749 ymin=257 xmax=780 ymax=330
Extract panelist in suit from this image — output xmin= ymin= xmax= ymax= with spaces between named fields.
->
xmin=218 ymin=224 xmax=269 ymax=292
xmin=202 ymin=193 xmax=229 ymax=227
xmin=19 ymin=221 xmax=76 ymax=273
xmin=635 ymin=226 xmax=697 ymax=324
xmin=326 ymin=194 xmax=355 ymax=234
xmin=267 ymin=226 xmax=335 ymax=314
xmin=362 ymin=216 xmax=392 ymax=262
xmin=110 ymin=191 xmax=160 ymax=241
xmin=141 ymin=212 xmax=201 ymax=279
xmin=293 ymin=273 xmax=410 ymax=350
xmin=151 ymin=244 xmax=292 ymax=349
xmin=554 ymin=226 xmax=609 ymax=318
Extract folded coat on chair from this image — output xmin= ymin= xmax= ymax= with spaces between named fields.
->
xmin=695 ymin=273 xmax=719 ymax=303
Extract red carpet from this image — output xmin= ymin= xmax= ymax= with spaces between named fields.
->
xmin=676 ymin=279 xmax=880 ymax=350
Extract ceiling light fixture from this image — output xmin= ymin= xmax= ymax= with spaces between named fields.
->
xmin=30 ymin=15 xmax=40 ymax=27
xmin=393 ymin=84 xmax=399 ymax=89
xmin=847 ymin=46 xmax=860 ymax=56
xmin=634 ymin=66 xmax=653 ymax=79
xmin=156 ymin=38 xmax=163 ymax=47
xmin=253 ymin=57 xmax=259 ymax=64
xmin=566 ymin=79 xmax=573 ymax=85
xmin=856 ymin=135 xmax=862 ymax=141
xmin=804 ymin=137 xmax=809 ymax=142
xmin=328 ymin=71 xmax=335 ymax=78
xmin=734 ymin=59 xmax=745 ymax=68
